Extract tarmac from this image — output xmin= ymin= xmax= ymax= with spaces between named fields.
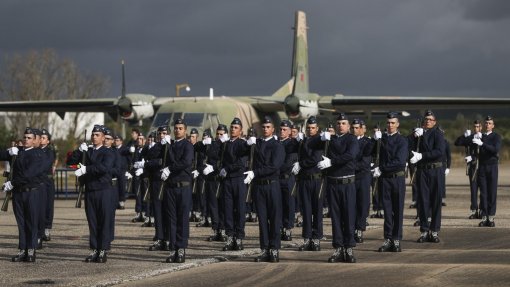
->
xmin=1 ymin=165 xmax=510 ymax=287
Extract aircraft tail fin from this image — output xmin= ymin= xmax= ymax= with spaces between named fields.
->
xmin=291 ymin=10 xmax=309 ymax=95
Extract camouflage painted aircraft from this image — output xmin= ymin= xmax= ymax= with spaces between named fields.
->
xmin=0 ymin=10 xmax=509 ymax=136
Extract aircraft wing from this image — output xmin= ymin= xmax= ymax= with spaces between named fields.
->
xmin=0 ymin=99 xmax=117 ymax=113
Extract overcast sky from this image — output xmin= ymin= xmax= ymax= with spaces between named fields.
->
xmin=1 ymin=0 xmax=509 ymax=99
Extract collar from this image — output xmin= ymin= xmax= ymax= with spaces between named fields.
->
xmin=485 ymin=131 xmax=492 ymax=136
xmin=388 ymin=131 xmax=398 ymax=136
xmin=175 ymin=138 xmax=184 ymax=142
xmin=264 ymin=136 xmax=273 ymax=142
xmin=94 ymin=145 xmax=103 ymax=150
xmin=25 ymin=147 xmax=34 ymax=151
xmin=116 ymin=145 xmax=122 ymax=149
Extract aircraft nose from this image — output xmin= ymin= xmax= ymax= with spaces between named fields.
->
xmin=284 ymin=94 xmax=300 ymax=118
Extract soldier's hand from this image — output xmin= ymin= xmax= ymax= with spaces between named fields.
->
xmin=161 ymin=135 xmax=172 ymax=145
xmin=2 ymin=181 xmax=13 ymax=192
xmin=464 ymin=156 xmax=472 ymax=163
xmin=135 ymin=168 xmax=144 ymax=177
xmin=125 ymin=171 xmax=133 ymax=179
xmin=472 ymin=138 xmax=483 ymax=146
xmin=192 ymin=170 xmax=199 ymax=179
xmin=320 ymin=131 xmax=331 ymax=141
xmin=203 ymin=164 xmax=214 ymax=175
xmin=371 ymin=167 xmax=381 ymax=178
xmin=8 ymin=146 xmax=18 ymax=156
xmin=220 ymin=134 xmax=229 ymax=143
xmin=291 ymin=162 xmax=301 ymax=175
xmin=243 ymin=171 xmax=255 ymax=184
xmin=374 ymin=130 xmax=382 ymax=140
xmin=414 ymin=128 xmax=424 ymax=137
xmin=79 ymin=142 xmax=88 ymax=152
xmin=474 ymin=132 xmax=482 ymax=140
xmin=161 ymin=167 xmax=170 ymax=181
xmin=297 ymin=132 xmax=304 ymax=142
xmin=75 ymin=164 xmax=87 ymax=177
xmin=203 ymin=137 xmax=212 ymax=145
xmin=219 ymin=168 xmax=227 ymax=178
xmin=317 ymin=156 xmax=332 ymax=169
xmin=464 ymin=130 xmax=471 ymax=137
xmin=129 ymin=146 xmax=136 ymax=153
xmin=134 ymin=159 xmax=145 ymax=169
xmin=410 ymin=151 xmax=422 ymax=164
xmin=445 ymin=168 xmax=450 ymax=176
xmin=247 ymin=136 xmax=257 ymax=146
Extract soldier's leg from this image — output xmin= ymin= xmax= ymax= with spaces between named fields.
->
xmin=310 ymin=179 xmax=324 ymax=240
xmin=268 ymin=181 xmax=283 ymax=250
xmin=254 ymin=185 xmax=269 ymax=250
xmin=487 ymin=164 xmax=498 ymax=217
xmin=45 ymin=179 xmax=56 ymax=232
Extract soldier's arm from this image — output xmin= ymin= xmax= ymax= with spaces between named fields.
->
xmin=254 ymin=142 xmax=285 ymax=178
xmin=86 ymin=150 xmax=114 ymax=176
xmin=380 ymin=137 xmax=408 ymax=173
xmin=169 ymin=143 xmax=193 ymax=172
xmin=482 ymin=134 xmax=501 ymax=155
xmin=66 ymin=149 xmax=83 ymax=165
xmin=330 ymin=137 xmax=359 ymax=167
xmin=0 ymin=149 xmax=12 ymax=161
xmin=421 ymin=131 xmax=445 ymax=161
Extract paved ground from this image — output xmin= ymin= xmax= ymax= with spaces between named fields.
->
xmin=1 ymin=166 xmax=510 ymax=287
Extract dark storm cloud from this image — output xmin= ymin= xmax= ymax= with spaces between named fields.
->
xmin=0 ymin=0 xmax=509 ymax=98
xmin=461 ymin=0 xmax=510 ymax=21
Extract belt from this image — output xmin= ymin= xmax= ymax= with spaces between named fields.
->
xmin=327 ymin=176 xmax=355 ymax=185
xmin=111 ymin=179 xmax=118 ymax=187
xmin=18 ymin=186 xmax=39 ymax=192
xmin=417 ymin=162 xmax=443 ymax=170
xmin=280 ymin=174 xmax=291 ymax=180
xmin=298 ymin=173 xmax=322 ymax=180
xmin=255 ymin=179 xmax=277 ymax=185
xmin=168 ymin=181 xmax=191 ymax=188
xmin=381 ymin=171 xmax=405 ymax=178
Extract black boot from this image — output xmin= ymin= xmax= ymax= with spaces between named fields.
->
xmin=223 ymin=236 xmax=235 ymax=251
xmin=97 ymin=250 xmax=107 ymax=263
xmin=282 ymin=229 xmax=292 ymax=241
xmin=174 ymin=249 xmax=185 ymax=263
xmin=311 ymin=239 xmax=321 ymax=251
xmin=344 ymin=248 xmax=356 ymax=263
xmin=269 ymin=249 xmax=279 ymax=263
xmin=392 ymin=240 xmax=402 ymax=252
xmin=328 ymin=247 xmax=344 ymax=263
xmin=11 ymin=249 xmax=26 ymax=262
xmin=37 ymin=238 xmax=43 ymax=250
xmin=25 ymin=249 xmax=36 ymax=263
xmin=354 ymin=230 xmax=363 ymax=243
xmin=42 ymin=229 xmax=51 ymax=241
xmin=417 ymin=232 xmax=428 ymax=243
xmin=298 ymin=239 xmax=312 ymax=251
xmin=429 ymin=231 xmax=440 ymax=243
xmin=149 ymin=240 xmax=164 ymax=251
xmin=378 ymin=239 xmax=393 ymax=252
xmin=234 ymin=238 xmax=244 ymax=250
xmin=85 ymin=249 xmax=99 ymax=263
xmin=254 ymin=249 xmax=270 ymax=262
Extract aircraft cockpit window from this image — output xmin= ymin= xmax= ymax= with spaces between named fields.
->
xmin=183 ymin=113 xmax=204 ymax=127
xmin=152 ymin=113 xmax=171 ymax=127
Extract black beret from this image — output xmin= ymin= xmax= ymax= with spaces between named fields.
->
xmin=217 ymin=124 xmax=228 ymax=132
xmin=473 ymin=119 xmax=481 ymax=125
xmin=92 ymin=124 xmax=105 ymax=134
xmin=262 ymin=116 xmax=273 ymax=124
xmin=280 ymin=120 xmax=292 ymax=127
xmin=231 ymin=117 xmax=242 ymax=126
xmin=327 ymin=122 xmax=334 ymax=129
xmin=247 ymin=127 xmax=256 ymax=137
xmin=41 ymin=128 xmax=51 ymax=140
xmin=148 ymin=131 xmax=156 ymax=138
xmin=424 ymin=110 xmax=435 ymax=117
xmin=114 ymin=135 xmax=122 ymax=140
xmin=32 ymin=128 xmax=42 ymax=136
xmin=306 ymin=116 xmax=317 ymax=125
xmin=387 ymin=112 xmax=399 ymax=119
xmin=24 ymin=127 xmax=36 ymax=136
xmin=103 ymin=127 xmax=113 ymax=136
xmin=351 ymin=118 xmax=363 ymax=125
xmin=190 ymin=128 xmax=198 ymax=135
xmin=290 ymin=124 xmax=299 ymax=130
xmin=485 ymin=115 xmax=494 ymax=122
xmin=336 ymin=113 xmax=348 ymax=121
xmin=157 ymin=125 xmax=168 ymax=132
xmin=203 ymin=129 xmax=211 ymax=137
xmin=174 ymin=118 xmax=185 ymax=126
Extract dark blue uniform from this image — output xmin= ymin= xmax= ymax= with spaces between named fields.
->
xmin=116 ymin=144 xmax=131 ymax=204
xmin=279 ymin=137 xmax=298 ymax=236
xmin=132 ymin=144 xmax=147 ymax=215
xmin=413 ymin=126 xmax=445 ymax=236
xmin=108 ymin=147 xmax=122 ymax=243
xmin=252 ymin=137 xmax=285 ymax=251
xmin=162 ymin=138 xmax=194 ymax=252
xmin=1 ymin=147 xmax=46 ymax=252
xmin=144 ymin=142 xmax=166 ymax=243
xmin=379 ymin=132 xmax=408 ymax=242
xmin=477 ymin=131 xmax=501 ymax=221
xmin=441 ymin=139 xmax=451 ymax=201
xmin=354 ymin=136 xmax=373 ymax=235
xmin=38 ymin=144 xmax=56 ymax=244
xmin=454 ymin=133 xmax=480 ymax=212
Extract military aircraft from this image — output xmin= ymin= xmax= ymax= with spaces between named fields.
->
xmin=1 ymin=10 xmax=509 ymax=136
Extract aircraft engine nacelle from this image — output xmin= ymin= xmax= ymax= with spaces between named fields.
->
xmin=117 ymin=93 xmax=156 ymax=121
xmin=284 ymin=93 xmax=319 ymax=120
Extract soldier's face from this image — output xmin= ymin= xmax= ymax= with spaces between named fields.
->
xmin=189 ymin=134 xmax=198 ymax=144
xmin=137 ymin=136 xmax=145 ymax=146
xmin=230 ymin=124 xmax=242 ymax=138
xmin=23 ymin=134 xmax=35 ymax=148
xmin=424 ymin=116 xmax=436 ymax=129
xmin=262 ymin=123 xmax=274 ymax=138
xmin=40 ymin=135 xmax=50 ymax=146
xmin=216 ymin=130 xmax=225 ymax=140
xmin=328 ymin=127 xmax=335 ymax=135
xmin=306 ymin=124 xmax=318 ymax=137
xmin=291 ymin=128 xmax=299 ymax=138
xmin=92 ymin=132 xmax=105 ymax=146
xmin=484 ymin=120 xmax=494 ymax=132
xmin=158 ymin=130 xmax=168 ymax=140
xmin=114 ymin=138 xmax=123 ymax=147
xmin=104 ymin=136 xmax=114 ymax=147
xmin=280 ymin=126 xmax=291 ymax=139
xmin=473 ymin=124 xmax=482 ymax=133
xmin=33 ymin=135 xmax=41 ymax=147
xmin=174 ymin=124 xmax=187 ymax=140
xmin=352 ymin=124 xmax=363 ymax=136
xmin=386 ymin=119 xmax=399 ymax=134
xmin=336 ymin=120 xmax=350 ymax=134
xmin=131 ymin=131 xmax=139 ymax=140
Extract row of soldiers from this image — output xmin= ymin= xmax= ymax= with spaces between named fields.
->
xmin=2 ymin=111 xmax=501 ymax=263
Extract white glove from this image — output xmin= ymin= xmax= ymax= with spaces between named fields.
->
xmin=129 ymin=146 xmax=136 ymax=153
xmin=410 ymin=151 xmax=423 ymax=164
xmin=75 ymin=164 xmax=87 ymax=177
xmin=8 ymin=147 xmax=18 ymax=156
xmin=133 ymin=159 xmax=145 ymax=169
xmin=297 ymin=132 xmax=304 ymax=142
xmin=192 ymin=170 xmax=199 ymax=179
xmin=372 ymin=167 xmax=381 ymax=178
xmin=273 ymin=135 xmax=278 ymax=140
xmin=203 ymin=137 xmax=212 ymax=145
xmin=472 ymin=138 xmax=483 ymax=146
xmin=320 ymin=131 xmax=331 ymax=141
xmin=203 ymin=164 xmax=214 ymax=175
xmin=161 ymin=167 xmax=170 ymax=181
xmin=79 ymin=142 xmax=88 ymax=152
xmin=219 ymin=168 xmax=227 ymax=178
xmin=464 ymin=130 xmax=471 ymax=137
xmin=374 ymin=130 xmax=382 ymax=140
xmin=465 ymin=156 xmax=472 ymax=163
xmin=474 ymin=132 xmax=482 ymax=140
xmin=125 ymin=171 xmax=133 ymax=180
xmin=317 ymin=156 xmax=332 ymax=170
xmin=135 ymin=168 xmax=144 ymax=176
xmin=220 ymin=134 xmax=229 ymax=143
xmin=243 ymin=171 xmax=255 ymax=184
xmin=161 ymin=135 xmax=172 ymax=145
xmin=247 ymin=136 xmax=257 ymax=146
xmin=445 ymin=168 xmax=450 ymax=176
xmin=3 ymin=181 xmax=13 ymax=192
xmin=414 ymin=128 xmax=424 ymax=137
xmin=291 ymin=162 xmax=301 ymax=175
